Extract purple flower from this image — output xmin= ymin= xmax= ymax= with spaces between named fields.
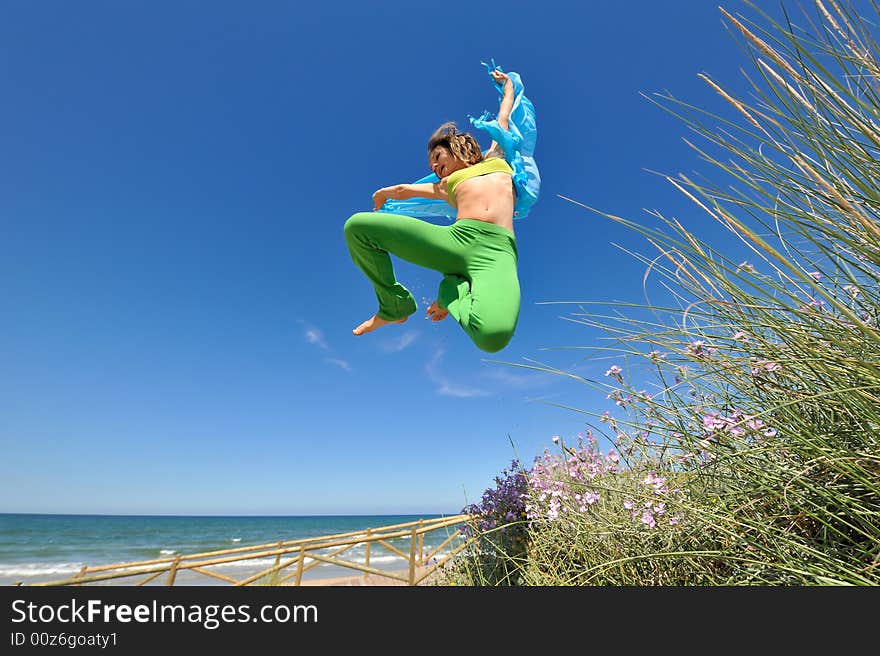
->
xmin=686 ymin=340 xmax=705 ymax=356
xmin=751 ymin=360 xmax=782 ymax=376
xmin=703 ymin=411 xmax=724 ymax=433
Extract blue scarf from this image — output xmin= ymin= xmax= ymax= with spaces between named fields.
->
xmin=379 ymin=59 xmax=540 ymax=221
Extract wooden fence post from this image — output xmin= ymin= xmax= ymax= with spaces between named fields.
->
xmin=72 ymin=565 xmax=88 ymax=586
xmin=364 ymin=529 xmax=372 ymax=581
xmin=408 ymin=526 xmax=417 ymax=586
xmin=294 ymin=547 xmax=305 ymax=586
xmin=167 ymin=555 xmax=182 ymax=586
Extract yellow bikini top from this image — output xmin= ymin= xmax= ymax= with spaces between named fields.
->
xmin=446 ymin=157 xmax=514 ymax=204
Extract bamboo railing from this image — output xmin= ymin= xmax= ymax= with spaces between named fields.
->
xmin=15 ymin=515 xmax=474 ymax=587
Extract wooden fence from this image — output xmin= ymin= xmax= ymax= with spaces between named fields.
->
xmin=14 ymin=515 xmax=474 ymax=587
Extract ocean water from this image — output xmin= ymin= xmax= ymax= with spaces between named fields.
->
xmin=0 ymin=513 xmax=468 ymax=586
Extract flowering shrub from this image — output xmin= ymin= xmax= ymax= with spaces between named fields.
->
xmin=526 ymin=433 xmax=619 ymax=521
xmin=525 ymin=432 xmax=686 ymax=530
xmin=462 ymin=460 xmax=528 ymax=533
xmin=459 ymin=460 xmax=529 ymax=585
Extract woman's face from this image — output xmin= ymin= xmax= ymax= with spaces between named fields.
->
xmin=429 ymin=146 xmax=467 ymax=179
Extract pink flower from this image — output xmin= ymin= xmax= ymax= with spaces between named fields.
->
xmin=686 ymin=340 xmax=706 ymax=356
xmin=623 ymin=500 xmax=634 ymax=510
xmin=703 ymin=411 xmax=724 ymax=433
xmin=640 ymin=511 xmax=656 ymax=528
xmin=641 ymin=473 xmax=668 ymax=494
xmin=751 ymin=360 xmax=782 ymax=375
xmin=801 ymin=298 xmax=826 ymax=311
xmin=605 ymin=365 xmax=623 ymax=383
xmin=808 ymin=271 xmax=821 ymax=280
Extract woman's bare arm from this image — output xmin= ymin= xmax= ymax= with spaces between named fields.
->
xmin=486 ymin=69 xmax=514 ymax=158
xmin=372 ymin=181 xmax=447 ymax=211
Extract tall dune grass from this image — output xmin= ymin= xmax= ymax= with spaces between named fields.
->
xmin=447 ymin=0 xmax=880 ymax=586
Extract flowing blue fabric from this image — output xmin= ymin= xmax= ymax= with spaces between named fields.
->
xmin=379 ymin=60 xmax=540 ymax=220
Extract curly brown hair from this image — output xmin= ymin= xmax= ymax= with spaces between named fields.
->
xmin=427 ymin=122 xmax=483 ymax=165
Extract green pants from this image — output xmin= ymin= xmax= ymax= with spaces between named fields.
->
xmin=344 ymin=212 xmax=520 ymax=353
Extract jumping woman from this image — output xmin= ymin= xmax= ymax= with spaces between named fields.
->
xmin=344 ymin=66 xmax=537 ymax=353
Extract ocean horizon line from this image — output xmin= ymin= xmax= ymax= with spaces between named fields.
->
xmin=0 ymin=511 xmax=461 ymax=519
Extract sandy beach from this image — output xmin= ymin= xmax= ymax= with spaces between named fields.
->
xmin=296 ymin=566 xmax=442 ymax=586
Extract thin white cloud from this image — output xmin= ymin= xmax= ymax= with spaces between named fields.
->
xmin=326 ymin=358 xmax=351 ymax=372
xmin=425 ymin=348 xmax=489 ymax=398
xmin=297 ymin=320 xmax=349 ymax=371
xmin=479 ymin=366 xmax=554 ymax=389
xmin=381 ymin=331 xmax=419 ymax=353
xmin=298 ymin=320 xmax=330 ymax=351
xmin=436 ymin=381 xmax=490 ymax=398
xmin=305 ymin=328 xmax=329 ymax=350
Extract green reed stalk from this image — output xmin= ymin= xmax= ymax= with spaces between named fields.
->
xmin=481 ymin=1 xmax=880 ymax=586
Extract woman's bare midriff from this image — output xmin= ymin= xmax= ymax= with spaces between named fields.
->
xmin=450 ymin=171 xmax=516 ymax=235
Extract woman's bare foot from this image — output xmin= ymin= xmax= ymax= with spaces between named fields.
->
xmin=352 ymin=314 xmax=408 ymax=336
xmin=425 ymin=300 xmax=449 ymax=322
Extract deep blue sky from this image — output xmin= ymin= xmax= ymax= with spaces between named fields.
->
xmin=1 ymin=1 xmax=803 ymax=514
